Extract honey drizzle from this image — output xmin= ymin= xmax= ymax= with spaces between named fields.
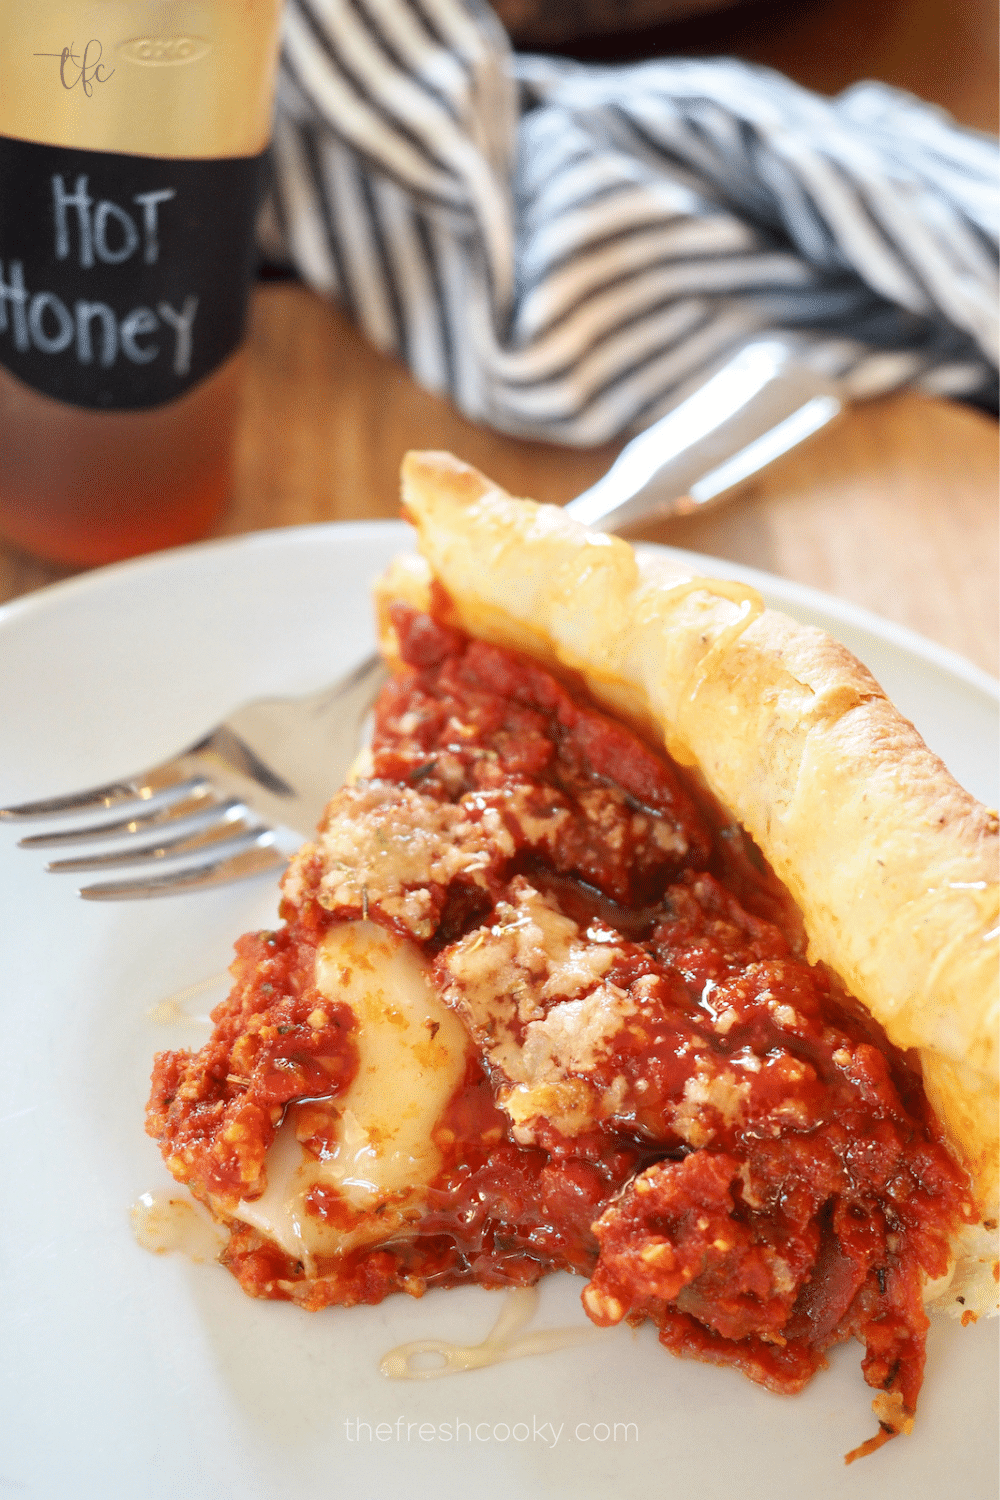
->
xmin=648 ymin=575 xmax=764 ymax=761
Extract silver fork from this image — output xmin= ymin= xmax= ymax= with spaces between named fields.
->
xmin=1 ymin=337 xmax=843 ymax=899
xmin=0 ymin=655 xmax=388 ymax=900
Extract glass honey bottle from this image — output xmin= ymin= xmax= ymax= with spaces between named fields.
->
xmin=0 ymin=1 xmax=283 ymax=565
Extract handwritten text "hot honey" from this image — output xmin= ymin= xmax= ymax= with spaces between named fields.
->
xmin=0 ymin=174 xmax=197 ymax=375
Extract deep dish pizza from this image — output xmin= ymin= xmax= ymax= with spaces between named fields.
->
xmin=146 ymin=453 xmax=998 ymax=1459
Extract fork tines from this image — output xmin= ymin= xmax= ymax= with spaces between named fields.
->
xmin=1 ymin=756 xmax=284 ymax=898
xmin=1 ymin=649 xmax=387 ymax=900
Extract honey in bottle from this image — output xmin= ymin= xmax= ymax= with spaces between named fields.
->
xmin=0 ymin=2 xmax=283 ymax=565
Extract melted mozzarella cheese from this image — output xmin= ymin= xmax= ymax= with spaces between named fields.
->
xmin=232 ymin=921 xmax=470 ymax=1263
xmin=379 ymin=1285 xmax=605 ymax=1378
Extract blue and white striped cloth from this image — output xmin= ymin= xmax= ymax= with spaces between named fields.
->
xmin=263 ymin=0 xmax=1000 ymax=444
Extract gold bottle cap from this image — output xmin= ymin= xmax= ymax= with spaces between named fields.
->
xmin=0 ymin=0 xmax=283 ymax=158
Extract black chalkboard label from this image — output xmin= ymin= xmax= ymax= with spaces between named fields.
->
xmin=0 ymin=135 xmax=268 ymax=410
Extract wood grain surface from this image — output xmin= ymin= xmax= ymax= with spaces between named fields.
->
xmin=1 ymin=0 xmax=997 ymax=678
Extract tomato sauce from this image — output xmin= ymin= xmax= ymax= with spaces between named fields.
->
xmin=147 ymin=604 xmax=975 ymax=1438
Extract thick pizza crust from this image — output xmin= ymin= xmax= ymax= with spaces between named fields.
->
xmin=375 ymin=450 xmax=999 ymax=1228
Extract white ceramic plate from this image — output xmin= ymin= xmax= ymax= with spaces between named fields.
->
xmin=0 ymin=523 xmax=996 ymax=1500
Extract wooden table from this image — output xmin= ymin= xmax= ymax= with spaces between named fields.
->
xmin=2 ymin=0 xmax=997 ymax=678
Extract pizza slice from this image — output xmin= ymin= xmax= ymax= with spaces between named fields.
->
xmin=146 ymin=452 xmax=998 ymax=1457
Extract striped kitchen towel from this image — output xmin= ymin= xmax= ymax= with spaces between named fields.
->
xmin=263 ymin=0 xmax=999 ymax=444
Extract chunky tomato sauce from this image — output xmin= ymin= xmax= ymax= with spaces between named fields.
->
xmin=147 ymin=605 xmax=975 ymax=1444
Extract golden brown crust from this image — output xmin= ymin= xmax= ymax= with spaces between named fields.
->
xmin=376 ymin=449 xmax=999 ymax=1219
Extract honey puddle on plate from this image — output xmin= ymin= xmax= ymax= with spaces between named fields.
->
xmin=147 ymin=971 xmax=230 ymax=1027
xmin=131 ymin=1190 xmax=227 ymax=1262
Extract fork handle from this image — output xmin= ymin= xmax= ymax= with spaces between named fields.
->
xmin=565 ymin=339 xmax=842 ymax=534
